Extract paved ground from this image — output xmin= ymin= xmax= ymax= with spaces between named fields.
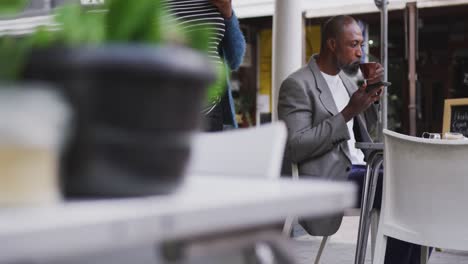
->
xmin=290 ymin=217 xmax=468 ymax=264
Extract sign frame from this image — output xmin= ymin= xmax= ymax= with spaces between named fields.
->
xmin=442 ymin=98 xmax=468 ymax=135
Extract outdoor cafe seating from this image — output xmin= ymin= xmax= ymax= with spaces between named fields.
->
xmin=372 ymin=129 xmax=468 ymax=264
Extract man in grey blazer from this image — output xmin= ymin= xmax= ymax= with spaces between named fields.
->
xmin=278 ymin=16 xmax=423 ymax=263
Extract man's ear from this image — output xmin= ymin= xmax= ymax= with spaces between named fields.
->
xmin=327 ymin=39 xmax=337 ymax=53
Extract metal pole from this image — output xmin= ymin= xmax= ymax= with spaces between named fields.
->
xmin=375 ymin=0 xmax=389 ymax=140
xmin=407 ymin=2 xmax=418 ymax=136
xmin=272 ymin=0 xmax=303 ymax=121
xmin=381 ymin=0 xmax=388 ymax=132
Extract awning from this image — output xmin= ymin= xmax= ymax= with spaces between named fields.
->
xmin=233 ymin=0 xmax=468 ymax=19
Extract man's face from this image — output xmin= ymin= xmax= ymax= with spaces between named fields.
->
xmin=335 ymin=22 xmax=364 ymax=76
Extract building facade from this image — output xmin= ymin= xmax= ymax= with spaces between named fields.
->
xmin=232 ymin=0 xmax=468 ymax=136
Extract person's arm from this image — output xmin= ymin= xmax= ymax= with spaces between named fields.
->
xmin=278 ymin=78 xmax=351 ymax=163
xmin=210 ymin=0 xmax=233 ymax=19
xmin=220 ymin=12 xmax=246 ymax=70
xmin=210 ymin=0 xmax=245 ymax=70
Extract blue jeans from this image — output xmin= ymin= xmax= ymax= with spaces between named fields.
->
xmin=348 ymin=165 xmax=383 ymax=209
xmin=348 ymin=165 xmax=428 ymax=264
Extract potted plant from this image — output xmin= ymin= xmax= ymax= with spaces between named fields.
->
xmin=1 ymin=0 xmax=217 ymax=198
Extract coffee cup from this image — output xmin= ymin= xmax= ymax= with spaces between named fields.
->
xmin=359 ymin=62 xmax=391 ymax=93
xmin=0 ymin=86 xmax=70 ymax=207
xmin=359 ymin=62 xmax=378 ymax=80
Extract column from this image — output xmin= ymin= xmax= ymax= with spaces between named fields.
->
xmin=272 ymin=0 xmax=303 ymax=121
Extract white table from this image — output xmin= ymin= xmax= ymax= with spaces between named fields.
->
xmin=0 ymin=175 xmax=356 ymax=263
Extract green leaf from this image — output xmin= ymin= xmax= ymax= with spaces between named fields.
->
xmin=54 ymin=4 xmax=105 ymax=45
xmin=82 ymin=11 xmax=105 ymax=44
xmin=29 ymin=26 xmax=57 ymax=47
xmin=148 ymin=0 xmax=164 ymax=43
xmin=160 ymin=13 xmax=186 ymax=45
xmin=185 ymin=25 xmax=212 ymax=53
xmin=0 ymin=0 xmax=27 ymax=15
xmin=206 ymin=63 xmax=227 ymax=104
xmin=54 ymin=4 xmax=87 ymax=45
xmin=0 ymin=36 xmax=32 ymax=80
xmin=106 ymin=0 xmax=159 ymax=42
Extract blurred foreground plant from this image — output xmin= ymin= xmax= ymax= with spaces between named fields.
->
xmin=0 ymin=0 xmax=222 ymax=102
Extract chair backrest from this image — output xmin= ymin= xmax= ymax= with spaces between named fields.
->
xmin=382 ymin=129 xmax=468 ymax=250
xmin=186 ymin=122 xmax=287 ymax=179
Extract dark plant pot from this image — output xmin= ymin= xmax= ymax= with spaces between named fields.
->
xmin=23 ymin=45 xmax=216 ymax=198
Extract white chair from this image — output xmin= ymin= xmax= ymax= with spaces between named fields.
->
xmin=373 ymin=129 xmax=468 ymax=264
xmin=179 ymin=122 xmax=290 ymax=263
xmin=286 ymin=163 xmax=380 ymax=264
xmin=186 ymin=122 xmax=287 ymax=179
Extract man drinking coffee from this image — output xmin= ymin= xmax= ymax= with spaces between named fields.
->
xmin=278 ymin=15 xmax=424 ymax=264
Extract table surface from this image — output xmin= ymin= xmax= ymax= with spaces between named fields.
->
xmin=0 ymin=174 xmax=356 ymax=262
xmin=355 ymin=142 xmax=384 ymax=150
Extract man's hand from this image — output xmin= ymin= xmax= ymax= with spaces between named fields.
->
xmin=210 ymin=0 xmax=232 ymax=19
xmin=341 ymin=84 xmax=382 ymax=122
xmin=367 ymin=63 xmax=384 ymax=85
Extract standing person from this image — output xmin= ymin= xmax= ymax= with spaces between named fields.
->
xmin=163 ymin=0 xmax=245 ymax=131
xmin=278 ymin=15 xmax=423 ymax=263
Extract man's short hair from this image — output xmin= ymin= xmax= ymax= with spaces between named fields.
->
xmin=320 ymin=15 xmax=357 ymax=50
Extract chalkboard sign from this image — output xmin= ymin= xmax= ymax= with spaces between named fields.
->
xmin=443 ymin=98 xmax=468 ymax=137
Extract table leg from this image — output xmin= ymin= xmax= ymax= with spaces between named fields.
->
xmin=354 ymin=153 xmax=383 ymax=264
xmin=367 ymin=158 xmax=383 ymax=262
xmin=368 ymin=158 xmax=383 ymax=214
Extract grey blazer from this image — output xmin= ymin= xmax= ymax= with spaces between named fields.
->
xmin=278 ymin=55 xmax=378 ymax=236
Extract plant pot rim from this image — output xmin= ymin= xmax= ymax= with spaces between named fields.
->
xmin=25 ymin=44 xmax=217 ymax=83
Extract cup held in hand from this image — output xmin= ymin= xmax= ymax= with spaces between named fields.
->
xmin=359 ymin=62 xmax=378 ymax=81
xmin=359 ymin=62 xmax=391 ymax=93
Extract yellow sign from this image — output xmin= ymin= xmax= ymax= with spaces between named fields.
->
xmin=305 ymin=25 xmax=321 ymax=59
xmin=258 ymin=29 xmax=272 ymax=113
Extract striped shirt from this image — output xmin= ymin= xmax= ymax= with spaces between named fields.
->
xmin=162 ymin=0 xmax=226 ymax=66
xmin=162 ymin=0 xmax=227 ymax=114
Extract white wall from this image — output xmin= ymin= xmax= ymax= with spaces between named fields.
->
xmin=233 ymin=0 xmax=274 ymax=18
